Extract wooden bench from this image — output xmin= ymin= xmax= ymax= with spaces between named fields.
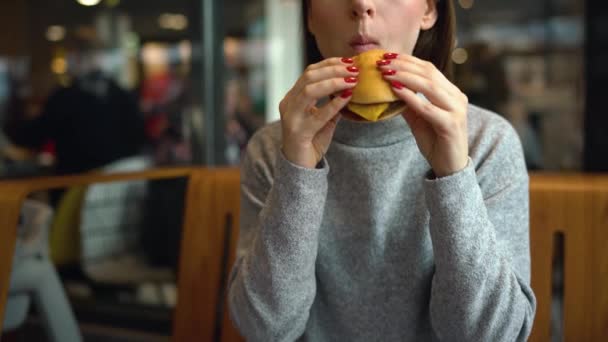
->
xmin=0 ymin=167 xmax=243 ymax=342
xmin=529 ymin=174 xmax=608 ymax=341
xmin=1 ymin=171 xmax=607 ymax=341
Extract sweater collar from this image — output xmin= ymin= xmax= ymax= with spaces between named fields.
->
xmin=333 ymin=112 xmax=412 ymax=147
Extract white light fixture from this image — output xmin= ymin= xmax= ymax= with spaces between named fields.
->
xmin=77 ymin=0 xmax=102 ymax=7
xmin=46 ymin=25 xmax=66 ymax=42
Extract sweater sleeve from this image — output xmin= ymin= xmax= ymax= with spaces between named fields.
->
xmin=423 ymin=123 xmax=536 ymax=342
xmin=228 ymin=133 xmax=328 ymax=341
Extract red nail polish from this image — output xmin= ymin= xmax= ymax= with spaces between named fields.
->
xmin=376 ymin=59 xmax=391 ymax=66
xmin=382 ymin=69 xmax=396 ymax=76
xmin=344 ymin=76 xmax=357 ymax=83
xmin=341 ymin=57 xmax=354 ymax=64
xmin=340 ymin=88 xmax=353 ymax=98
xmin=384 ymin=52 xmax=399 ymax=59
xmin=346 ymin=66 xmax=359 ymax=73
xmin=391 ymin=81 xmax=404 ymax=89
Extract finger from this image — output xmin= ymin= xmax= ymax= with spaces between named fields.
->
xmin=390 ymin=85 xmax=451 ymax=131
xmin=307 ymin=90 xmax=352 ymax=131
xmin=379 ymin=54 xmax=461 ymax=97
xmin=293 ymin=64 xmax=359 ymax=94
xmin=291 ymin=77 xmax=357 ymax=116
xmin=383 ymin=71 xmax=455 ymax=111
xmin=383 ymin=52 xmax=431 ymax=70
xmin=293 ymin=59 xmax=358 ymax=94
xmin=307 ymin=56 xmax=355 ymax=71
xmin=378 ymin=56 xmax=426 ymax=77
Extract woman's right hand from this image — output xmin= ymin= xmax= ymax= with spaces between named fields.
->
xmin=279 ymin=57 xmax=359 ymax=169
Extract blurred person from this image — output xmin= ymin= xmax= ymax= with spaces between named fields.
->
xmin=139 ymin=43 xmax=191 ymax=165
xmin=224 ymin=73 xmax=264 ymax=164
xmin=4 ymin=47 xmax=146 ymax=179
xmin=137 ymin=43 xmax=193 ymax=269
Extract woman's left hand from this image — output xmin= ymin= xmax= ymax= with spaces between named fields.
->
xmin=378 ymin=52 xmax=469 ymax=178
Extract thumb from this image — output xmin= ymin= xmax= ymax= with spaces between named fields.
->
xmin=315 ymin=113 xmax=341 ymax=154
xmin=401 ymin=107 xmax=418 ymax=129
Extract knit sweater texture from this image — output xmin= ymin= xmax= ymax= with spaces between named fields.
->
xmin=228 ymin=104 xmax=536 ymax=341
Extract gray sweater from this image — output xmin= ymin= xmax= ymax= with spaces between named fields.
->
xmin=228 ymin=105 xmax=536 ymax=341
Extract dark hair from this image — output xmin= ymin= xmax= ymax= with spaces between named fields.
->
xmin=301 ymin=0 xmax=456 ymax=79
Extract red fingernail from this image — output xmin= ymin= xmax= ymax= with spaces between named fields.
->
xmin=391 ymin=81 xmax=404 ymax=89
xmin=382 ymin=69 xmax=396 ymax=76
xmin=384 ymin=52 xmax=399 ymax=59
xmin=344 ymin=76 xmax=357 ymax=83
xmin=341 ymin=57 xmax=354 ymax=64
xmin=376 ymin=59 xmax=391 ymax=66
xmin=340 ymin=88 xmax=353 ymax=98
xmin=346 ymin=66 xmax=359 ymax=73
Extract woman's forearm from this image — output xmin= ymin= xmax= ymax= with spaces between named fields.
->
xmin=228 ymin=153 xmax=329 ymax=341
xmin=424 ymin=163 xmax=536 ymax=342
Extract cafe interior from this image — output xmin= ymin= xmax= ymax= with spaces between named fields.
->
xmin=0 ymin=0 xmax=606 ymax=341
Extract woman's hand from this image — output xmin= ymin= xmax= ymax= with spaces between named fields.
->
xmin=378 ymin=52 xmax=469 ymax=178
xmin=279 ymin=57 xmax=358 ymax=169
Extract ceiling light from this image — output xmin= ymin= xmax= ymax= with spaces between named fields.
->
xmin=76 ymin=0 xmax=102 ymax=7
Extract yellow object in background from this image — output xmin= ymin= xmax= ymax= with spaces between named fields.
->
xmin=49 ymin=186 xmax=86 ymax=266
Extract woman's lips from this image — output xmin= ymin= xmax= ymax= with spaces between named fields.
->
xmin=350 ymin=43 xmax=380 ymax=53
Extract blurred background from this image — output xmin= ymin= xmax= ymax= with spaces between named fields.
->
xmin=0 ymin=0 xmax=604 ymax=340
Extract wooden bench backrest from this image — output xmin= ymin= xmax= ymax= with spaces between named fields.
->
xmin=529 ymin=173 xmax=608 ymax=341
xmin=172 ymin=168 xmax=243 ymax=342
xmin=0 ymin=167 xmax=243 ymax=341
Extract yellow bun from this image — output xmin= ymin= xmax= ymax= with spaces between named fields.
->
xmin=345 ymin=49 xmax=404 ymax=121
xmin=350 ymin=49 xmax=399 ymax=105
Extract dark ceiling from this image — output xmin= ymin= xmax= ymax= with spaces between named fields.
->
xmin=23 ymin=0 xmax=583 ymax=45
xmin=26 ymin=0 xmax=258 ymax=43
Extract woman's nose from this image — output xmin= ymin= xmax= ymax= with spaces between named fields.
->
xmin=350 ymin=0 xmax=376 ymax=19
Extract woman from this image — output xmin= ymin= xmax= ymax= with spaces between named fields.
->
xmin=228 ymin=0 xmax=536 ymax=341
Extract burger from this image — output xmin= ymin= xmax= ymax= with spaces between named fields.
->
xmin=343 ymin=49 xmax=406 ymax=122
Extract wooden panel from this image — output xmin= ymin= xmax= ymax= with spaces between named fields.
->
xmin=215 ymin=171 xmax=245 ymax=342
xmin=528 ymin=185 xmax=557 ymax=342
xmin=172 ymin=169 xmax=214 ymax=341
xmin=172 ymin=168 xmax=244 ymax=342
xmin=0 ymin=184 xmax=30 ymax=330
xmin=592 ymin=189 xmax=608 ymax=338
xmin=563 ymin=189 xmax=592 ymax=341
xmin=529 ymin=173 xmax=608 ymax=342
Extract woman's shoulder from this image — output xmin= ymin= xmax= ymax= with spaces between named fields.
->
xmin=467 ymin=104 xmax=522 ymax=153
xmin=241 ymin=120 xmax=283 ymax=175
xmin=466 ymin=104 xmax=528 ymax=186
xmin=245 ymin=120 xmax=283 ymax=157
xmin=467 ymin=104 xmax=516 ymax=140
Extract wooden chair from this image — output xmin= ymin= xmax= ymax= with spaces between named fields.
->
xmin=529 ymin=173 xmax=608 ymax=342
xmin=0 ymin=167 xmax=244 ymax=341
xmin=172 ymin=168 xmax=244 ymax=342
